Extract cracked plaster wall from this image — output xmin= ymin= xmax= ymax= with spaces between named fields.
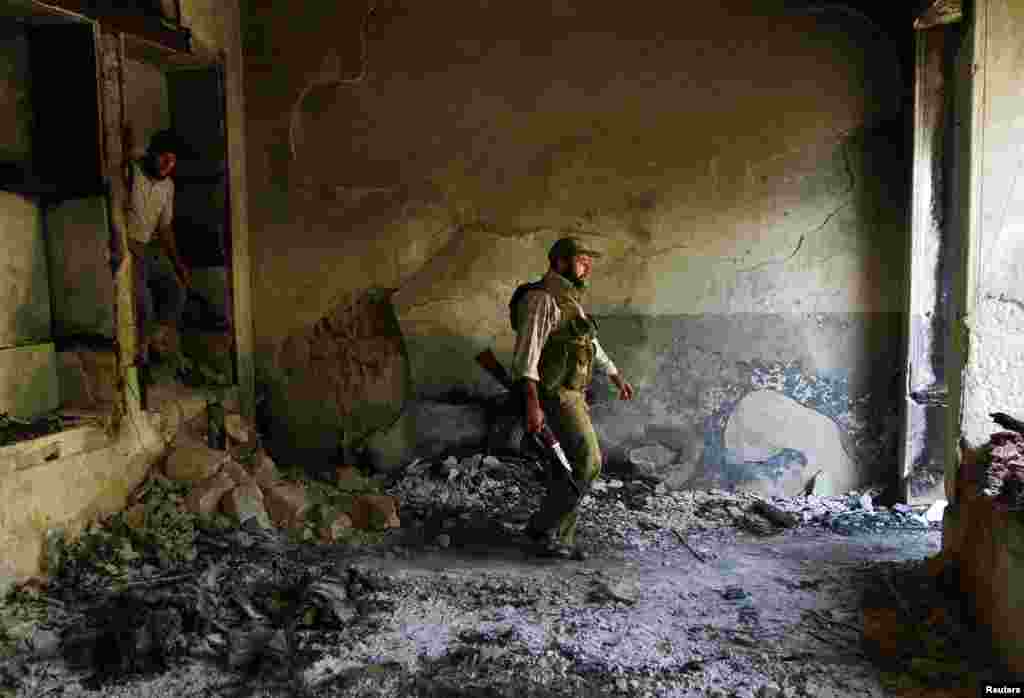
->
xmin=243 ymin=0 xmax=909 ymax=489
xmin=956 ymin=0 xmax=1024 ymax=451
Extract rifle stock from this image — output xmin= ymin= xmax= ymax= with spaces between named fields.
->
xmin=474 ymin=348 xmax=581 ymax=497
xmin=475 ymin=349 xmax=514 ymax=391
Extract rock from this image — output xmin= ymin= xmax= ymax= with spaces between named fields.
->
xmin=350 ymin=494 xmax=401 ymax=530
xmin=221 ymin=459 xmax=253 ymax=486
xmin=224 ymin=413 xmax=252 ymax=444
xmin=220 ymin=482 xmax=271 ymax=527
xmin=164 ymin=442 xmax=225 ymax=484
xmin=859 ymin=493 xmax=874 ymax=512
xmin=750 ymin=500 xmax=800 ymax=528
xmin=628 ymin=443 xmax=677 ymax=480
xmin=436 ymin=533 xmax=451 ymax=548
xmin=307 ymin=580 xmax=357 ymax=625
xmin=725 ymin=390 xmax=862 ymax=496
xmin=757 ymin=684 xmax=784 ymax=698
xmin=590 ymin=577 xmax=640 ymax=605
xmin=482 ymin=455 xmax=501 ymax=468
xmin=250 ymin=452 xmax=280 ymax=488
xmin=185 ymin=471 xmax=236 ymax=515
xmin=263 ymin=483 xmax=310 ymax=529
xmin=925 ymin=499 xmax=947 ymax=522
xmin=320 ymin=512 xmax=353 ymax=542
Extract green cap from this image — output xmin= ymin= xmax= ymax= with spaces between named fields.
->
xmin=548 ymin=236 xmax=604 ymax=263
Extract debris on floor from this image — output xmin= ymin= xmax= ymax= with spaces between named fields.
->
xmin=0 ymin=429 xmax=974 ymax=697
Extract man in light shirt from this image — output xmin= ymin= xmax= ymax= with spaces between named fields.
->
xmin=509 ymin=236 xmax=634 ymax=559
xmin=122 ymin=130 xmax=191 ymax=370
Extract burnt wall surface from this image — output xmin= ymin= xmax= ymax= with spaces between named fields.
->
xmin=242 ymin=0 xmax=909 ymax=493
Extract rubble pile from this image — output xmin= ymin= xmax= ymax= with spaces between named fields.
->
xmin=387 ymin=451 xmax=937 ymax=559
xmin=980 ymin=431 xmax=1024 ymax=506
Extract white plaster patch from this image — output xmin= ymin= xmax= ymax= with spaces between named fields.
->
xmin=724 ymin=390 xmax=861 ymax=495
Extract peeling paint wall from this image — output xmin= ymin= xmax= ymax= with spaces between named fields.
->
xmin=243 ymin=0 xmax=909 ymax=492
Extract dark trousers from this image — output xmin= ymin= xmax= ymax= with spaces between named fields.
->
xmin=131 ymin=241 xmax=185 ymax=362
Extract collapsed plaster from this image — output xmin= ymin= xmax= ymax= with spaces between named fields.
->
xmin=245 ymin=0 xmax=908 ymax=492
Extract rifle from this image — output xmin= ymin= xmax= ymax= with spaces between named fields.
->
xmin=475 ymin=349 xmax=581 ymax=497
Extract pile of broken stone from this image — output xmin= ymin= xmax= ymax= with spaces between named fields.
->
xmin=386 ymin=449 xmax=938 ymax=557
xmin=159 ymin=410 xmax=400 ymax=543
xmin=979 ymin=431 xmax=1024 ymax=506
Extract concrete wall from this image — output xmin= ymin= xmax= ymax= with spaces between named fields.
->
xmin=123 ymin=58 xmax=170 ymax=159
xmin=954 ymin=0 xmax=1024 ymax=451
xmin=0 ymin=23 xmax=32 ymax=163
xmin=243 ymin=0 xmax=910 ymax=493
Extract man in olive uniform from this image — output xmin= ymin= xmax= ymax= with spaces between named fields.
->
xmin=510 ymin=237 xmax=634 ymax=559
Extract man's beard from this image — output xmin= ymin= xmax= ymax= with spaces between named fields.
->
xmin=143 ymin=153 xmax=167 ymax=180
xmin=560 ymin=269 xmax=589 ymax=291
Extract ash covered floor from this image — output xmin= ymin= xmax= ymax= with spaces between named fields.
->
xmin=0 ymin=454 xmax=997 ymax=698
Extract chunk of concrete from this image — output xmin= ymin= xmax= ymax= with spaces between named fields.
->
xmin=263 ymin=482 xmax=310 ymax=529
xmin=185 ymin=471 xmax=235 ymax=515
xmin=221 ymin=459 xmax=253 ymax=487
xmin=249 ymin=451 xmax=280 ymax=488
xmin=725 ymin=390 xmax=861 ymax=496
xmin=350 ymin=494 xmax=400 ymax=530
xmin=320 ymin=512 xmax=354 ymax=542
xmin=164 ymin=442 xmax=225 ymax=484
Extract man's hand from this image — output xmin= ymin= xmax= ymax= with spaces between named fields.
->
xmin=176 ymin=265 xmax=191 ymax=289
xmin=611 ymin=374 xmax=634 ymax=401
xmin=523 ymin=379 xmax=545 ymax=433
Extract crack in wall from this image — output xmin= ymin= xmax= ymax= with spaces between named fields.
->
xmin=288 ymin=1 xmax=378 ymax=161
xmin=987 ymin=292 xmax=1024 ymax=315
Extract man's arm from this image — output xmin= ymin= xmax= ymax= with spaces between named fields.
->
xmin=511 ymin=291 xmax=559 ymax=432
xmin=156 ymin=187 xmax=189 ymax=287
xmin=159 ymin=223 xmax=190 ymax=288
xmin=593 ymin=337 xmax=634 ymax=400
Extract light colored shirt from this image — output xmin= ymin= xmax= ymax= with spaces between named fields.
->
xmin=126 ymin=160 xmax=174 ymax=244
xmin=511 ymin=270 xmax=619 ymax=383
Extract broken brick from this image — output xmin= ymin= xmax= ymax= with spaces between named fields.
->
xmin=350 ymin=494 xmax=400 ymax=530
xmin=250 ymin=451 xmax=281 ymax=488
xmin=221 ymin=459 xmax=253 ymax=487
xmin=224 ymin=413 xmax=252 ymax=445
xmin=164 ymin=443 xmax=226 ymax=484
xmin=320 ymin=512 xmax=354 ymax=542
xmin=185 ymin=471 xmax=236 ymax=516
xmin=263 ymin=482 xmax=310 ymax=529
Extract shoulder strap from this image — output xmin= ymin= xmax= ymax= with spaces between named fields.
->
xmin=509 ymin=279 xmax=549 ymax=330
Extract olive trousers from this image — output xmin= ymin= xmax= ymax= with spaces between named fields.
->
xmin=528 ymin=387 xmax=602 ymax=546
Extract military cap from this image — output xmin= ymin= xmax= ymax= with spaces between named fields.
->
xmin=548 ymin=236 xmax=604 ymax=263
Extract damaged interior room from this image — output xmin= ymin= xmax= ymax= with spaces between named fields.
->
xmin=1 ymin=0 xmax=1023 ymax=695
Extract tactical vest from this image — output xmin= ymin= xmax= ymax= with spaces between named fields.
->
xmin=510 ymin=274 xmax=598 ymax=394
